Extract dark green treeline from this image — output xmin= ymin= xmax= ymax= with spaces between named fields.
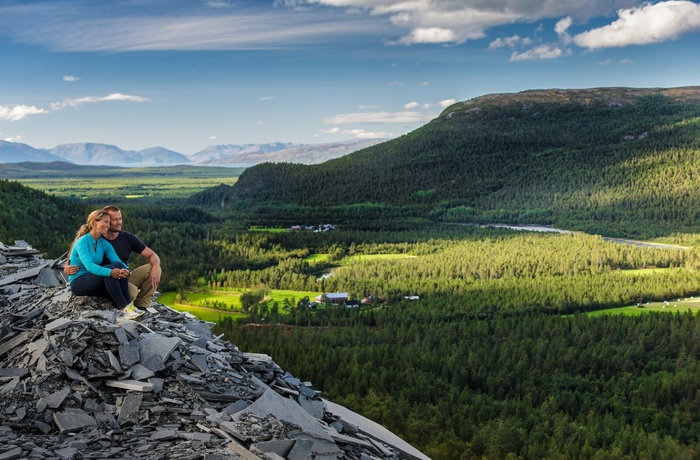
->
xmin=219 ymin=306 xmax=700 ymax=460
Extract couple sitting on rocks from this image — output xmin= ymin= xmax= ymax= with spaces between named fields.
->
xmin=65 ymin=205 xmax=161 ymax=320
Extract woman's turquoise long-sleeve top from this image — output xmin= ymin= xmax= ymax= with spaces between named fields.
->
xmin=68 ymin=234 xmax=128 ymax=283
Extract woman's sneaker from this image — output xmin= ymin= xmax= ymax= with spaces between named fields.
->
xmin=121 ymin=304 xmax=145 ymax=320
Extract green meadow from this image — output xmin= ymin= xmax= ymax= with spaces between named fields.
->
xmin=8 ymin=165 xmax=243 ymax=200
xmin=158 ymin=288 xmax=322 ymax=322
xmin=588 ymin=296 xmax=700 ymax=316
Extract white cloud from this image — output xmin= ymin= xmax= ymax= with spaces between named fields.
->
xmin=4 ymin=134 xmax=22 ymax=142
xmin=208 ymin=136 xmax=218 ymax=140
xmin=404 ymin=101 xmax=419 ymax=109
xmin=258 ymin=96 xmax=276 ymax=101
xmin=395 ymin=27 xmax=458 ymax=45
xmin=488 ymin=35 xmax=532 ymax=50
xmin=0 ymin=104 xmax=47 ymax=121
xmin=324 ymin=111 xmax=434 ymax=124
xmin=620 ymin=58 xmax=634 ymax=64
xmin=510 ymin=44 xmax=571 ymax=61
xmin=5 ymin=0 xmax=697 ymax=53
xmin=63 ymin=75 xmax=80 ymax=82
xmin=419 ymin=81 xmax=430 ymax=86
xmin=345 ymin=128 xmax=393 ymax=139
xmin=51 ymin=93 xmax=148 ymax=110
xmin=573 ymin=1 xmax=700 ymax=49
xmin=439 ymin=98 xmax=456 ymax=107
xmin=295 ymin=0 xmax=635 ymax=46
xmin=322 ymin=127 xmax=393 ymax=138
xmin=555 ymin=16 xmax=573 ymax=44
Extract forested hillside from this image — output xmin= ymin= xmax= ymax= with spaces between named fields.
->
xmin=0 ymin=180 xmax=85 ymax=255
xmin=192 ymin=87 xmax=700 ymax=237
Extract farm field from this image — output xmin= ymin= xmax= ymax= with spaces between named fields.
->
xmin=158 ymin=288 xmax=322 ymax=322
xmin=4 ymin=165 xmax=243 ymax=200
xmin=589 ymin=295 xmax=700 ymax=316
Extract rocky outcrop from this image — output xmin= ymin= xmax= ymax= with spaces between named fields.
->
xmin=0 ymin=240 xmax=429 ymax=460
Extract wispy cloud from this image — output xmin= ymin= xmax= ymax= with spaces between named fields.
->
xmin=0 ymin=105 xmax=47 ymax=121
xmin=510 ymin=44 xmax=571 ymax=61
xmin=488 ymin=35 xmax=533 ymax=50
xmin=258 ymin=96 xmax=276 ymax=101
xmin=324 ymin=111 xmax=434 ymax=124
xmin=51 ymin=93 xmax=148 ymax=111
xmin=1 ymin=3 xmax=384 ymax=52
xmin=321 ymin=127 xmax=392 ymax=138
xmin=63 ymin=75 xmax=80 ymax=82
xmin=0 ymin=93 xmax=147 ymax=121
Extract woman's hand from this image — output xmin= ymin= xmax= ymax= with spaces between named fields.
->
xmin=111 ymin=268 xmax=131 ymax=279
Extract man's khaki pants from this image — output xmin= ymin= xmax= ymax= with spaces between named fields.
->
xmin=128 ymin=264 xmax=160 ymax=308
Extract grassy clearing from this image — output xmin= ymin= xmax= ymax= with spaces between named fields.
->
xmin=588 ymin=296 xmax=700 ymax=316
xmin=611 ymin=267 xmax=673 ymax=276
xmin=342 ymin=254 xmax=417 ymax=263
xmin=304 ymin=253 xmax=329 ymax=262
xmin=11 ymin=166 xmax=243 ymax=200
xmin=248 ymin=227 xmax=289 ymax=233
xmin=158 ymin=288 xmax=321 ymax=323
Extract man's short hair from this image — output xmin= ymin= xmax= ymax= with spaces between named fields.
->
xmin=103 ymin=205 xmax=121 ymax=213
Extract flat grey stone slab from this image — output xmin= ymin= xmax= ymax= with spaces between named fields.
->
xmin=129 ymin=363 xmax=155 ymax=381
xmin=0 ymin=368 xmax=28 ymax=377
xmin=105 ymin=379 xmax=153 ymax=392
xmin=141 ymin=354 xmax=166 ymax=372
xmin=53 ymin=409 xmax=96 ymax=433
xmin=0 ymin=446 xmax=23 ymax=460
xmin=251 ymin=439 xmax=295 ymax=457
xmin=237 ymin=388 xmax=332 ymax=442
xmin=117 ymin=392 xmax=143 ymax=426
xmin=114 ymin=327 xmax=129 ymax=345
xmin=106 ymin=350 xmax=123 ymax=372
xmin=119 ymin=344 xmax=140 ymax=367
xmin=139 ymin=333 xmax=180 ymax=364
xmin=287 ymin=439 xmax=314 ymax=460
xmin=41 ymin=386 xmax=71 ymax=410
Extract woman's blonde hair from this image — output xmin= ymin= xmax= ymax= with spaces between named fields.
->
xmin=69 ymin=209 xmax=111 ymax=253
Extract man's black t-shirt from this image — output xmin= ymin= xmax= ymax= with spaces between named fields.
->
xmin=103 ymin=231 xmax=147 ymax=265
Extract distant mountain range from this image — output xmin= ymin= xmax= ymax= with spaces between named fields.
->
xmin=0 ymin=139 xmax=386 ymax=167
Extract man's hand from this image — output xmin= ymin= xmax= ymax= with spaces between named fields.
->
xmin=149 ymin=267 xmax=161 ymax=288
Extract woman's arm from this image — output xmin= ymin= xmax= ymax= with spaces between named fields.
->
xmin=74 ymin=237 xmax=113 ymax=277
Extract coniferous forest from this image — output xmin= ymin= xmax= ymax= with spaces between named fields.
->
xmin=2 ymin=87 xmax=700 ymax=459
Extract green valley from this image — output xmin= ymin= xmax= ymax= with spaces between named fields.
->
xmin=2 ymin=87 xmax=700 ymax=459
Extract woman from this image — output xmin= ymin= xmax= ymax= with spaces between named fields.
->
xmin=68 ymin=209 xmax=144 ymax=319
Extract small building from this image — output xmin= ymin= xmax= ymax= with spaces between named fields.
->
xmin=315 ymin=292 xmax=350 ymax=304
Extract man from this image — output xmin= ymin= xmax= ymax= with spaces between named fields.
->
xmin=65 ymin=205 xmax=161 ymax=310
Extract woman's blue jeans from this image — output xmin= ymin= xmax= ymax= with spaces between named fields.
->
xmin=70 ymin=262 xmax=131 ymax=308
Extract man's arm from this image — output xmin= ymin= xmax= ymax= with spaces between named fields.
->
xmin=140 ymin=247 xmax=161 ymax=288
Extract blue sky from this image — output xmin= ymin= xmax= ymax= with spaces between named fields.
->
xmin=1 ymin=0 xmax=699 ymax=155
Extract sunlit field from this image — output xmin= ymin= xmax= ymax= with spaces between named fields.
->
xmin=8 ymin=165 xmax=242 ymax=200
xmin=158 ymin=288 xmax=322 ymax=323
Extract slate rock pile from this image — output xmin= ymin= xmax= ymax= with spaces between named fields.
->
xmin=0 ymin=241 xmax=428 ymax=460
